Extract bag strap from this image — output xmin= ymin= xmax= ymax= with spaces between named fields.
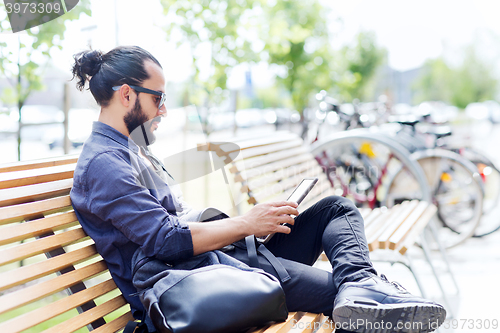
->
xmin=257 ymin=244 xmax=291 ymax=283
xmin=123 ymin=310 xmax=149 ymax=333
xmin=244 ymin=235 xmax=291 ymax=283
xmin=245 ymin=235 xmax=260 ymax=268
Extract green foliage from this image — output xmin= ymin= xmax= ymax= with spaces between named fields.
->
xmin=255 ymin=85 xmax=294 ymax=109
xmin=161 ymin=0 xmax=260 ymax=101
xmin=0 ymin=0 xmax=91 ymax=109
xmin=335 ymin=31 xmax=386 ymax=102
xmin=413 ymin=47 xmax=498 ymax=109
xmin=160 ymin=0 xmax=335 ymax=113
xmin=257 ymin=0 xmax=335 ymax=112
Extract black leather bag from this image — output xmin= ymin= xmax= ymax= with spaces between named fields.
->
xmin=131 ymin=249 xmax=288 ymax=333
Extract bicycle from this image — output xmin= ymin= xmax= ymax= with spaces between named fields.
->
xmin=312 ymin=93 xmax=485 ymax=248
xmin=389 ymin=116 xmax=500 ymax=238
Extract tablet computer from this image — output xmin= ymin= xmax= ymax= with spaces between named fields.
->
xmin=259 ymin=177 xmax=318 ymax=244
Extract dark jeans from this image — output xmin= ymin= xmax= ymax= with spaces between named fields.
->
xmin=228 ymin=196 xmax=377 ymax=315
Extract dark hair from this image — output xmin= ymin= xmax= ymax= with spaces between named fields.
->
xmin=71 ymin=46 xmax=162 ymax=107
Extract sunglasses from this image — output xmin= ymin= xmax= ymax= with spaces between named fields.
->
xmin=112 ymin=85 xmax=166 ymax=110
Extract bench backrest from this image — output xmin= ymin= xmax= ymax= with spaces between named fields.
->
xmin=0 ymin=155 xmax=133 ymax=333
xmin=207 ymin=131 xmax=437 ymax=256
xmin=207 ymin=131 xmax=335 ymax=212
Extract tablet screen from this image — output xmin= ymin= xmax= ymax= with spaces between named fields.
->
xmin=287 ymin=178 xmax=317 ymax=204
xmin=260 ymin=177 xmax=318 ymax=244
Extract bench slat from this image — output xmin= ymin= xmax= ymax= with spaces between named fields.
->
xmin=379 ymin=201 xmax=430 ymax=249
xmin=0 ymin=244 xmax=98 ymax=292
xmin=238 ymin=153 xmax=314 ymax=181
xmin=300 ymin=186 xmax=336 ymax=211
xmin=362 ymin=207 xmax=383 ymax=228
xmin=0 ymin=195 xmax=72 ymax=225
xmin=374 ymin=202 xmax=419 ymax=250
xmin=0 ymin=163 xmax=76 ymax=189
xmin=0 ymin=178 xmax=73 ymax=208
xmin=0 ymin=279 xmax=118 ymax=333
xmin=91 ymin=312 xmax=136 ymax=333
xmin=366 ymin=201 xmax=419 ymax=251
xmin=231 ymin=145 xmax=307 ymax=173
xmin=0 ymin=211 xmax=79 ymax=246
xmin=242 ymin=162 xmax=324 ymax=194
xmin=0 ymin=260 xmax=108 ymax=315
xmin=248 ymin=168 xmax=328 ymax=204
xmin=289 ymin=312 xmax=324 ymax=333
xmin=365 ymin=206 xmax=406 ymax=251
xmin=359 ymin=208 xmax=372 ymax=218
xmin=365 ymin=201 xmax=411 ymax=237
xmin=231 ymin=138 xmax=304 ymax=162
xmin=0 ymin=155 xmax=78 ymax=173
xmin=41 ymin=295 xmax=128 ymax=333
xmin=315 ymin=318 xmax=335 ymax=333
xmin=249 ymin=174 xmax=329 ymax=205
xmin=214 ymin=132 xmax=299 ymax=155
xmin=388 ymin=201 xmax=434 ymax=250
xmin=397 ymin=204 xmax=437 ymax=255
xmin=0 ymin=227 xmax=88 ymax=266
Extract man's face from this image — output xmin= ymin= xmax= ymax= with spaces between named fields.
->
xmin=125 ymin=61 xmax=166 ymax=146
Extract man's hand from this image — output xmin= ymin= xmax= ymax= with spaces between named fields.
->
xmin=188 ymin=201 xmax=299 ymax=255
xmin=242 ymin=201 xmax=299 ymax=237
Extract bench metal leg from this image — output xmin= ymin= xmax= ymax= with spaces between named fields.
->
xmin=404 ymin=255 xmax=428 ymax=299
xmin=419 ymin=234 xmax=456 ymax=319
xmin=427 ymin=220 xmax=460 ymax=295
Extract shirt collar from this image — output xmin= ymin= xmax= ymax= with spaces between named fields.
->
xmin=91 ymin=121 xmax=140 ymax=154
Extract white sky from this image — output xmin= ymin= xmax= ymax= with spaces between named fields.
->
xmin=3 ymin=0 xmax=500 ymax=82
xmin=328 ymin=0 xmax=500 ymax=71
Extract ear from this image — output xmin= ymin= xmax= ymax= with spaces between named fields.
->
xmin=116 ymin=85 xmax=136 ymax=108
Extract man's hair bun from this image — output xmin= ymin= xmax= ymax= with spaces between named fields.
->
xmin=72 ymin=50 xmax=104 ymax=91
xmin=71 ymin=46 xmax=162 ymax=107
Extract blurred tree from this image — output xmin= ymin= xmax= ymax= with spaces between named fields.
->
xmin=413 ymin=47 xmax=498 ymax=109
xmin=335 ymin=31 xmax=386 ymax=102
xmin=412 ymin=58 xmax=453 ymax=104
xmin=257 ymin=0 xmax=335 ymax=115
xmin=0 ymin=0 xmax=91 ymax=160
xmin=160 ymin=0 xmax=260 ymax=106
xmin=160 ymin=0 xmax=335 ymax=118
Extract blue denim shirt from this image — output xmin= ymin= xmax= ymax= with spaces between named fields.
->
xmin=70 ymin=121 xmax=194 ymax=318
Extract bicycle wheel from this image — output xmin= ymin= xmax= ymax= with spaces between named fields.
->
xmin=315 ymin=143 xmax=378 ymax=207
xmin=385 ymin=149 xmax=484 ymax=249
xmin=311 ymin=130 xmax=431 ymax=211
xmin=459 ymin=149 xmax=500 ymax=237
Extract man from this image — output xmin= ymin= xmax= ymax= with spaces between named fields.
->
xmin=70 ymin=46 xmax=446 ymax=333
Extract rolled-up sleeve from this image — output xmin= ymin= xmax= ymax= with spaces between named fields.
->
xmin=85 ymin=151 xmax=194 ymax=262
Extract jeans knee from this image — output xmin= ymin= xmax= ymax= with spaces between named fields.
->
xmin=320 ymin=195 xmax=354 ymax=209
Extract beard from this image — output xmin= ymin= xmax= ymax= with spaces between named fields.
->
xmin=125 ymin=98 xmax=158 ymax=146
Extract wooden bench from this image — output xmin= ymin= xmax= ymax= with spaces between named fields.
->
xmin=0 ymin=155 xmax=137 ymax=333
xmin=0 ymin=155 xmax=339 ymax=333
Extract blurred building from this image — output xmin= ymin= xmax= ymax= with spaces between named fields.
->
xmin=375 ymin=65 xmax=422 ymax=105
xmin=0 ymin=64 xmax=99 ymax=110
